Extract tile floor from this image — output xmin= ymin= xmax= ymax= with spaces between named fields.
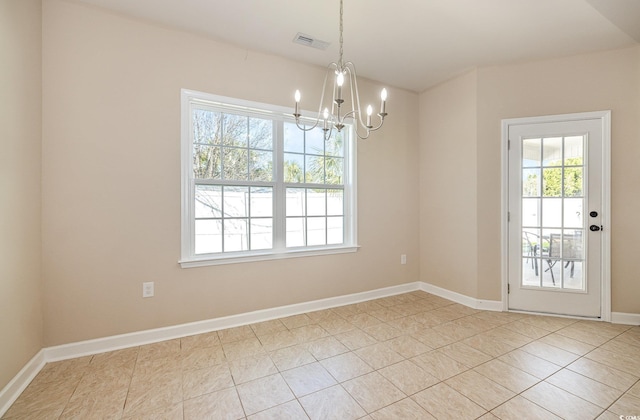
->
xmin=3 ymin=291 xmax=640 ymax=419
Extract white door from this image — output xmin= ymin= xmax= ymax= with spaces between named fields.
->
xmin=505 ymin=112 xmax=610 ymax=318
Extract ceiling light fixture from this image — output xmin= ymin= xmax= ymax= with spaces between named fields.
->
xmin=293 ymin=0 xmax=387 ymax=140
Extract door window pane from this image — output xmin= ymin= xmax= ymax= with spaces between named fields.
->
xmin=542 ymin=137 xmax=562 ymax=166
xmin=522 ymin=198 xmax=540 ymax=227
xmin=563 ymin=198 xmax=583 ymax=228
xmin=522 ymin=138 xmax=541 ymax=167
xmin=522 ymin=168 xmax=540 ymax=197
xmin=564 ymin=167 xmax=583 ymax=197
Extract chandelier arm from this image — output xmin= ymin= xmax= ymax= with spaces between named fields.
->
xmin=295 ymin=62 xmax=340 ymax=132
xmin=344 ymin=62 xmax=369 ymax=130
xmin=353 ymin=124 xmax=372 ymax=140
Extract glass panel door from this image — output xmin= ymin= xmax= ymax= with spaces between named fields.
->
xmin=506 ymin=112 xmax=608 ymax=319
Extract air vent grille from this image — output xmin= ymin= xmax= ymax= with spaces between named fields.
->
xmin=293 ymin=33 xmax=330 ymax=50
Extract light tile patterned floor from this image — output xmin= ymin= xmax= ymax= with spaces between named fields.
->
xmin=3 ymin=291 xmax=640 ymax=419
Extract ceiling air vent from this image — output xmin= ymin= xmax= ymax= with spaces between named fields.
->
xmin=293 ymin=33 xmax=330 ymax=50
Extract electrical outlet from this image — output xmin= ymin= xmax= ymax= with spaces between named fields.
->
xmin=400 ymin=254 xmax=407 ymax=265
xmin=142 ymin=282 xmax=154 ymax=298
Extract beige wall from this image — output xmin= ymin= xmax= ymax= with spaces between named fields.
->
xmin=419 ymin=70 xmax=479 ymax=297
xmin=41 ymin=0 xmax=420 ymax=346
xmin=420 ymin=46 xmax=640 ymax=314
xmin=0 ymin=0 xmax=44 ymax=389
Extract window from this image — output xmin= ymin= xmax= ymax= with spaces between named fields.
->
xmin=180 ymin=90 xmax=357 ymax=267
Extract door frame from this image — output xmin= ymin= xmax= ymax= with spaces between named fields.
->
xmin=501 ymin=111 xmax=611 ymax=320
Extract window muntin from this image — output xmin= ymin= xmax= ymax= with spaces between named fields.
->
xmin=181 ymin=90 xmax=356 ymax=266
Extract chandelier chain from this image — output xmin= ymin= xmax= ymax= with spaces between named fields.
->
xmin=339 ymin=0 xmax=344 ymax=68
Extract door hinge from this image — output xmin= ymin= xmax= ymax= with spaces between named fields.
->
xmin=507 ymin=283 xmax=510 ymax=294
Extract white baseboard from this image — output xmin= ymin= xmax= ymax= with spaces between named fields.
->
xmin=419 ymin=282 xmax=503 ymax=312
xmin=0 ymin=350 xmax=46 ymax=417
xmin=45 ymin=282 xmax=422 ymax=362
xmin=611 ymin=312 xmax=640 ymax=326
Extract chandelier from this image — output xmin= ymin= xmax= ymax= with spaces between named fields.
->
xmin=293 ymin=0 xmax=388 ymax=140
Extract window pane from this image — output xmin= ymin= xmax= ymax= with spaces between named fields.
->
xmin=325 ymin=157 xmax=343 ymax=185
xmin=193 ymin=108 xmax=222 ymax=145
xmin=306 ymin=155 xmax=325 ymax=184
xmin=305 ymin=128 xmax=325 ymax=155
xmin=223 ymin=147 xmax=248 ymax=180
xmin=286 ymin=217 xmax=305 ymax=247
xmin=193 ymin=144 xmax=221 ymax=179
xmin=224 ymin=219 xmax=248 ymax=252
xmin=251 ymin=219 xmax=272 ymax=250
xmin=249 ymin=150 xmax=273 ymax=182
xmin=284 ymin=153 xmax=304 ymax=183
xmin=327 ymin=189 xmax=343 ymax=216
xmin=564 ymin=198 xmax=583 ymax=228
xmin=564 ymin=136 xmax=583 ymax=165
xmin=250 ymin=187 xmax=272 ymax=218
xmin=286 ymin=188 xmax=305 ymax=217
xmin=522 ymin=168 xmax=540 ymax=197
xmin=325 ymin=133 xmax=344 ymax=157
xmin=522 ymin=138 xmax=541 ymax=167
xmin=223 ymin=186 xmax=248 ymax=218
xmin=307 ymin=217 xmax=326 ymax=246
xmin=327 ymin=217 xmax=343 ymax=244
xmin=563 ymin=229 xmax=583 ymax=259
xmin=307 ymin=189 xmax=326 ymax=216
xmin=249 ymin=117 xmax=272 ymax=150
xmin=542 ymin=198 xmax=562 ymax=227
xmin=564 ymin=167 xmax=583 ymax=197
xmin=542 ymin=137 xmax=562 ymax=166
xmin=543 ymin=168 xmax=562 ymax=197
xmin=195 ymin=219 xmax=222 ymax=254
xmin=522 ymin=198 xmax=539 ymax=227
xmin=195 ymin=185 xmax=222 ymax=218
xmin=222 ymin=114 xmax=247 ymax=147
xmin=284 ymin=122 xmax=304 ymax=153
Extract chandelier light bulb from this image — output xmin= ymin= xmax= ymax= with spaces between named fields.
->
xmin=380 ymin=88 xmax=387 ymax=115
xmin=294 ymin=90 xmax=301 ymax=117
xmin=366 ymin=105 xmax=373 ymax=127
xmin=336 ymin=72 xmax=345 ymax=87
xmin=323 ymin=108 xmax=329 ymax=119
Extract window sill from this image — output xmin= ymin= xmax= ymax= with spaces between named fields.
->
xmin=179 ymin=245 xmax=360 ymax=268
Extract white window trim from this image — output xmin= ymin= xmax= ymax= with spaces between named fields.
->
xmin=179 ymin=89 xmax=358 ymax=268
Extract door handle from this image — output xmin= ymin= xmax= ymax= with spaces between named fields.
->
xmin=590 ymin=225 xmax=601 ymax=232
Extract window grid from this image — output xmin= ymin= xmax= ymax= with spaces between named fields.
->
xmin=182 ymin=90 xmax=356 ymax=266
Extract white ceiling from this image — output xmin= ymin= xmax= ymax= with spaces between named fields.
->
xmin=70 ymin=0 xmax=640 ymax=92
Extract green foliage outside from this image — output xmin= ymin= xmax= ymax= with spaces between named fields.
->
xmin=523 ymin=157 xmax=583 ymax=197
